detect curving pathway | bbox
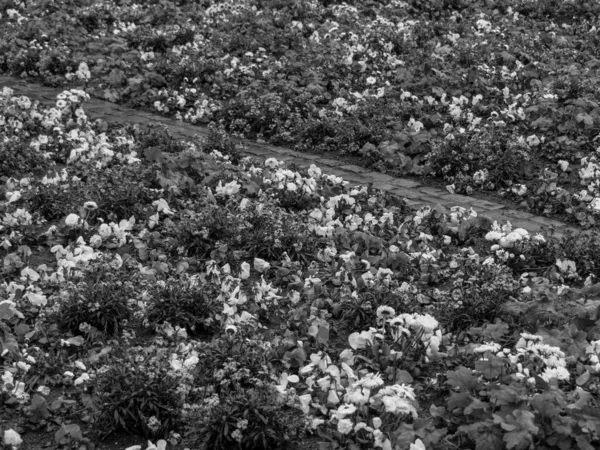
[0,74,583,239]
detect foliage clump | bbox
[54,264,138,336]
[425,128,532,195]
[145,280,220,337]
[4,2,600,449]
[92,345,189,439]
[433,257,523,334]
[186,332,307,450]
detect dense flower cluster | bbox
[2,32,600,449]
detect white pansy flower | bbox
[327,389,340,404]
[98,223,112,238]
[473,169,488,185]
[541,366,570,382]
[215,180,240,196]
[589,198,600,211]
[310,417,325,429]
[410,439,426,450]
[337,418,353,434]
[308,164,322,178]
[74,373,90,386]
[240,262,251,279]
[474,342,501,353]
[6,190,21,203]
[332,97,347,109]
[511,184,527,196]
[3,429,23,447]
[16,362,30,372]
[337,404,357,416]
[354,422,367,432]
[376,305,395,319]
[407,117,423,132]
[579,160,600,180]
[65,213,80,227]
[265,157,279,169]
[526,134,540,146]
[253,258,270,273]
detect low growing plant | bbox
[145,280,220,337]
[92,344,190,439]
[56,278,135,336]
[189,383,307,450]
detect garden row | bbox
[1,82,600,449]
[1,0,600,227]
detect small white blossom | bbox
[3,429,22,447]
[65,213,80,227]
[337,418,354,434]
[511,184,527,196]
[558,160,569,172]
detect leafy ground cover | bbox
[2,0,600,227]
[2,78,600,450]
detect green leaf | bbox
[64,424,83,441]
[316,325,329,345]
[464,397,489,415]
[458,422,503,450]
[500,51,516,63]
[144,146,164,161]
[395,370,413,384]
[531,393,561,418]
[475,355,505,380]
[490,385,523,406]
[576,371,591,386]
[568,388,592,409]
[31,394,50,423]
[243,179,261,195]
[127,74,146,89]
[0,329,19,356]
[482,321,509,341]
[446,366,481,391]
[575,433,596,450]
[535,375,550,391]
[103,89,121,102]
[283,347,306,368]
[55,425,68,444]
[53,423,83,444]
[504,430,534,450]
[0,302,16,321]
[576,113,594,127]
[14,323,30,340]
[447,391,472,412]
[106,68,126,87]
[494,410,539,450]
[429,404,445,417]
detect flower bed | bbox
[1,84,600,449]
[1,0,600,227]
